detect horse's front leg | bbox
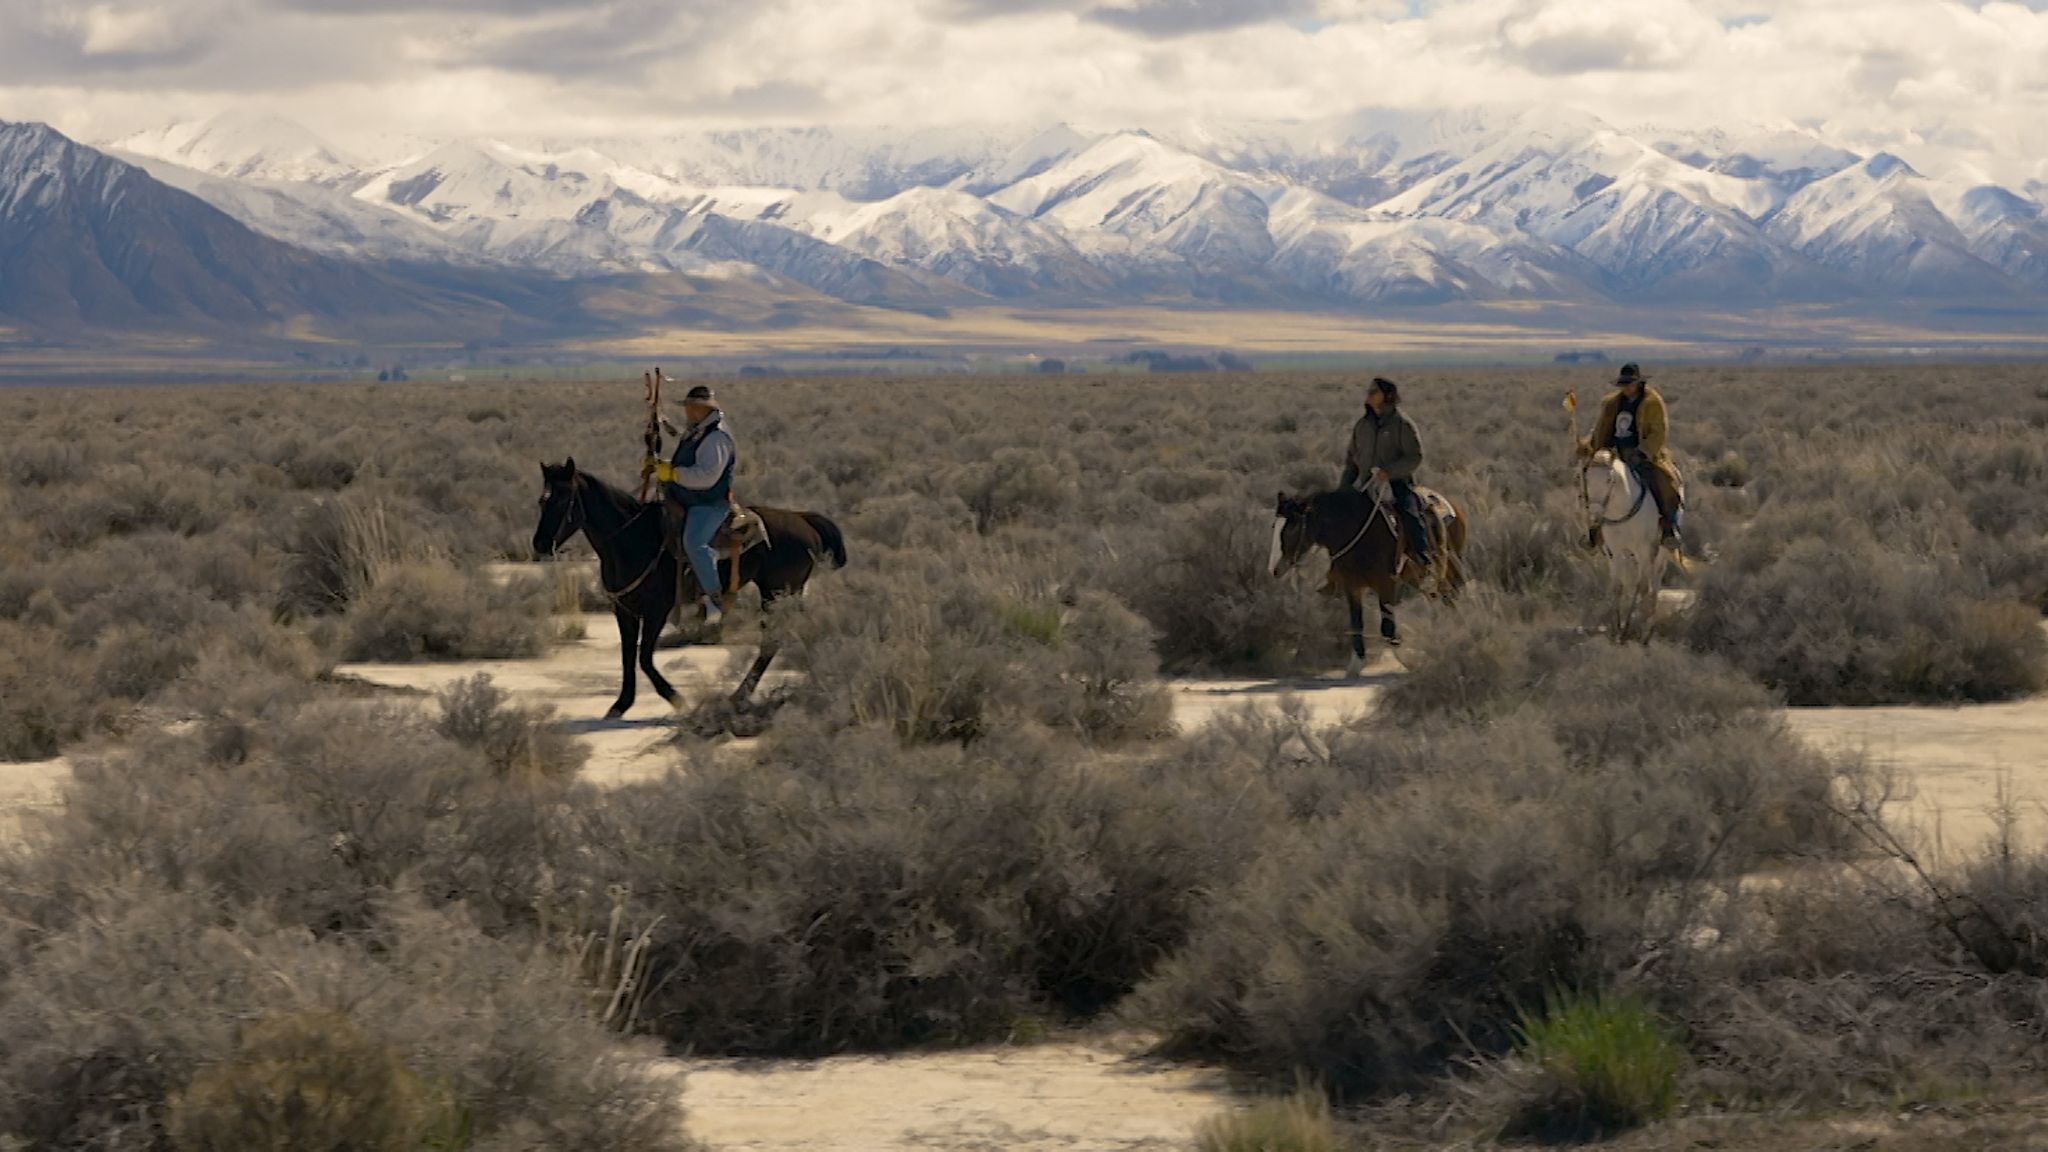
[1345,588,1367,678]
[607,609,638,719]
[639,609,679,709]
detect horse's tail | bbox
[804,512,848,569]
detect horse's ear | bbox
[564,456,577,476]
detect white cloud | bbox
[0,0,2041,185]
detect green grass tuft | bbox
[1505,990,1683,1141]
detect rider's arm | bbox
[667,430,733,489]
[1338,423,1362,489]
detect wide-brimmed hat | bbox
[1615,363,1648,385]
[682,384,720,407]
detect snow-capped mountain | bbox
[0,120,521,337]
[1766,154,2021,297]
[115,111,358,185]
[12,105,2041,340]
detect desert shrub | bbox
[1501,991,1683,1140]
[1705,450,1751,488]
[1464,495,1608,604]
[954,446,1074,534]
[1134,750,1648,1100]
[1194,1089,1337,1152]
[436,674,588,780]
[563,722,1244,1052]
[0,622,99,760]
[278,495,441,618]
[776,555,1168,745]
[1683,527,2047,704]
[1118,501,1342,675]
[0,890,695,1152]
[10,702,582,940]
[167,1009,465,1152]
[341,561,550,662]
[1673,863,2048,1109]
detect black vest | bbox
[1611,392,1645,452]
[670,415,735,507]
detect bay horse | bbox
[1272,485,1468,676]
[532,459,846,716]
[1578,449,1675,643]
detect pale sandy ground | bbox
[2,577,2044,1151]
[1788,698,2048,858]
[675,1038,1234,1152]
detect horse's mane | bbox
[573,468,646,516]
[1311,487,1374,517]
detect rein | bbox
[1326,499,1386,565]
[558,476,664,612]
[1583,460,1650,527]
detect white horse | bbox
[1579,450,1670,642]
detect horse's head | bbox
[533,458,583,558]
[1271,491,1314,577]
[1577,449,1627,545]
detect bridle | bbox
[1581,455,1649,529]
[541,474,663,609]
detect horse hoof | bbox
[605,706,628,720]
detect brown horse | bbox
[1272,486,1468,675]
[533,459,845,715]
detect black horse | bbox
[532,458,846,717]
[1272,486,1468,675]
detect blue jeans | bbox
[1390,479,1432,564]
[682,503,728,603]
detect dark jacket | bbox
[1341,405,1424,489]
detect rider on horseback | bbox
[1585,363,1683,549]
[656,384,738,626]
[1339,376,1432,576]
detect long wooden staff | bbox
[637,368,664,501]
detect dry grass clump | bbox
[1194,1088,1339,1152]
[340,561,552,662]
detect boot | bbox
[702,597,724,627]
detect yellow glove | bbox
[644,457,678,484]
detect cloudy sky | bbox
[2,0,2044,184]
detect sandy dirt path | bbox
[1788,696,2048,856]
[671,1038,1233,1152]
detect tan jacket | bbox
[1589,386,1669,463]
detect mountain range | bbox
[3,106,2045,350]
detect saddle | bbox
[1397,485,1458,589]
[716,503,771,553]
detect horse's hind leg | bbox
[733,584,790,702]
[606,610,638,719]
